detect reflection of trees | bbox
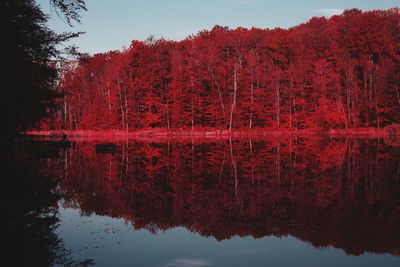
[3,142,69,266]
[3,141,94,266]
[51,138,400,256]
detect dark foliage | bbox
[0,0,85,137]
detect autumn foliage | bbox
[44,9,400,132]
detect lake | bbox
[4,136,400,266]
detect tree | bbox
[1,0,86,137]
[50,8,400,132]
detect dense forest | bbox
[39,137,400,255]
[43,8,400,132]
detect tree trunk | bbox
[211,73,225,125]
[124,86,128,131]
[229,138,238,199]
[117,80,125,130]
[276,80,281,128]
[249,70,254,129]
[229,63,240,131]
[190,76,195,131]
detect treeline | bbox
[45,8,400,131]
[43,138,400,255]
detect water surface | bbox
[6,136,400,266]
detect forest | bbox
[41,8,400,133]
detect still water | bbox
[5,136,400,266]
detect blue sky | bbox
[37,0,400,54]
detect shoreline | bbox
[20,128,400,147]
[24,127,398,139]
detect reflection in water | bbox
[3,140,69,266]
[3,140,97,266]
[162,258,213,267]
[36,137,400,259]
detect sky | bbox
[37,0,400,54]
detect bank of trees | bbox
[48,8,400,131]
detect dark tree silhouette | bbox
[1,0,86,137]
[50,0,86,25]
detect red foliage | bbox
[46,8,400,132]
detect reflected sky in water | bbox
[57,206,400,267]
